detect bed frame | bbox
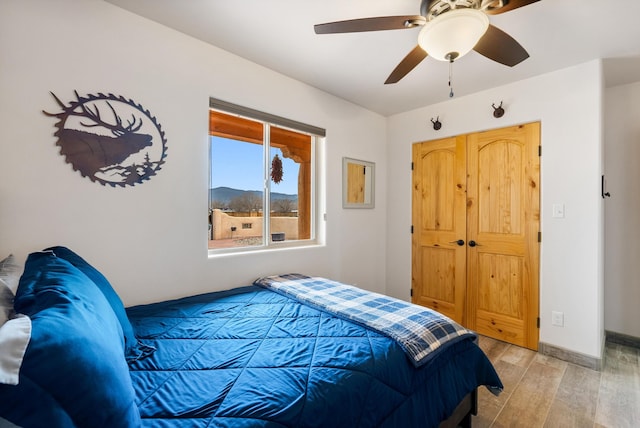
[439,388,477,428]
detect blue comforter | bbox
[127,285,502,427]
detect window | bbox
[208,99,324,252]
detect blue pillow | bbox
[44,246,154,362]
[0,251,141,428]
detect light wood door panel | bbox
[467,123,540,350]
[412,136,467,323]
[346,162,365,203]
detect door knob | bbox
[468,240,478,247]
[449,239,465,246]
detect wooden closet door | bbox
[412,136,467,323]
[466,123,540,350]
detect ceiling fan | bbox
[314,0,540,84]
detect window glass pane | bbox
[209,133,265,250]
[269,126,311,243]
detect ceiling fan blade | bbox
[385,45,428,84]
[485,0,540,15]
[473,24,529,67]
[314,15,425,34]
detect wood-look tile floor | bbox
[474,336,640,428]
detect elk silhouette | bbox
[44,92,153,179]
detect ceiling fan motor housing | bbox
[421,0,487,19]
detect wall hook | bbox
[431,116,442,130]
[492,101,505,118]
[602,175,611,198]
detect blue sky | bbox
[210,136,299,195]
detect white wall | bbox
[0,0,611,359]
[604,81,640,338]
[0,0,388,305]
[386,61,605,359]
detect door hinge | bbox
[538,145,542,156]
[411,162,414,170]
[410,225,414,234]
[537,317,540,328]
[538,231,541,242]
[410,288,413,297]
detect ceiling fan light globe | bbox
[418,8,490,62]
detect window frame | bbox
[208,98,324,255]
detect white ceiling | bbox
[103,0,640,116]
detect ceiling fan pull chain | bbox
[448,58,454,98]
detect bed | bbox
[0,248,502,428]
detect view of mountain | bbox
[210,187,297,204]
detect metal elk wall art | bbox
[43,91,167,187]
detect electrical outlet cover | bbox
[551,311,564,326]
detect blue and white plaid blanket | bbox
[254,274,475,367]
